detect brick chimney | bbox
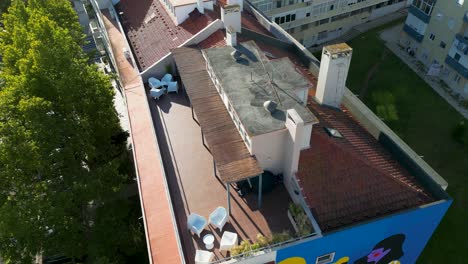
[316,43,353,108]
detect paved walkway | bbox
[380,23,468,119]
[308,9,407,53]
[102,9,183,264]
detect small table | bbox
[203,234,215,250]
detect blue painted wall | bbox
[276,200,452,264]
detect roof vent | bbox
[324,127,344,138]
[230,50,242,61]
[263,100,277,114]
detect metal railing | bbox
[210,232,319,264]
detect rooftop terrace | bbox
[150,90,295,263]
[203,41,316,136]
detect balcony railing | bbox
[408,5,431,23]
[403,24,424,43]
[445,55,468,79]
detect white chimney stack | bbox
[316,43,353,108]
[221,4,241,33]
[226,26,237,46]
[197,0,204,14]
[227,0,243,10]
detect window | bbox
[276,1,282,8]
[455,53,461,61]
[440,41,446,48]
[280,16,285,24]
[317,30,328,40]
[324,128,344,138]
[275,17,280,24]
[306,12,310,17]
[316,252,335,264]
[289,0,294,5]
[330,4,334,10]
[301,24,309,31]
[292,14,296,21]
[286,14,291,22]
[429,33,435,40]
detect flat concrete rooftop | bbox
[202,41,317,136]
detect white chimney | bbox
[316,43,352,108]
[227,0,243,10]
[197,0,204,14]
[221,4,241,33]
[226,26,237,46]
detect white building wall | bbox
[175,4,198,25]
[448,42,468,69]
[250,129,288,175]
[369,1,406,19]
[406,13,428,36]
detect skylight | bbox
[324,127,344,138]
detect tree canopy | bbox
[0,1,143,263]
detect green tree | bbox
[0,1,143,263]
[0,0,11,15]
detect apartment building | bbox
[401,0,468,97]
[86,0,451,263]
[250,0,409,47]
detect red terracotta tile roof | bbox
[297,100,434,232]
[117,0,216,70]
[197,29,226,49]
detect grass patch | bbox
[341,22,468,263]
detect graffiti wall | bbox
[276,200,451,264]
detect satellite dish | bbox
[263,100,277,114]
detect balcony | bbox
[403,24,424,43]
[445,55,468,79]
[408,5,431,23]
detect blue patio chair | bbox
[161,73,173,84]
[150,87,166,100]
[167,81,179,94]
[149,77,163,89]
[187,213,207,237]
[209,207,228,231]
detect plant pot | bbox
[287,209,299,234]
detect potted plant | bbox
[288,203,313,237]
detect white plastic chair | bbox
[187,213,207,237]
[150,87,166,100]
[220,231,238,252]
[167,81,179,93]
[209,206,228,231]
[149,77,164,89]
[161,73,173,84]
[195,250,214,264]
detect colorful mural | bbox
[276,200,451,264]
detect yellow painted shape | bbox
[334,256,350,264]
[279,257,307,264]
[389,261,401,264]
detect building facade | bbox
[250,0,409,47]
[401,0,468,96]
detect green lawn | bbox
[317,22,468,263]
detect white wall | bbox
[231,250,277,264]
[448,41,468,69]
[369,1,407,20]
[251,129,288,175]
[174,1,214,25]
[301,123,312,150]
[405,13,428,36]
